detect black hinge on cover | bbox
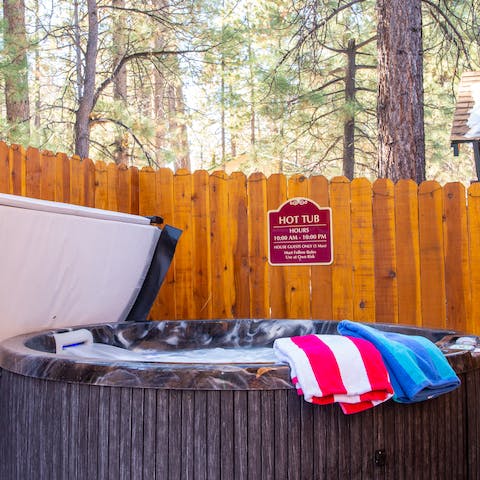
[146,215,164,224]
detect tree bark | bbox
[74,0,98,159]
[3,0,30,136]
[377,0,425,183]
[112,0,128,164]
[343,39,356,180]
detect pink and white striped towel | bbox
[273,334,394,414]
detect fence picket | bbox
[351,178,375,322]
[330,176,353,320]
[40,151,56,201]
[444,182,471,332]
[373,178,398,323]
[25,147,41,199]
[94,161,109,210]
[309,175,332,320]
[192,170,212,319]
[173,169,195,320]
[395,180,421,326]
[0,142,9,193]
[286,174,311,319]
[229,172,250,318]
[247,172,269,318]
[9,144,25,196]
[267,173,288,318]
[153,168,177,320]
[418,181,446,328]
[55,152,70,203]
[468,183,480,333]
[210,171,234,318]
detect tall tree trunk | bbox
[33,0,41,129]
[220,58,226,164]
[377,0,425,183]
[112,0,128,164]
[74,0,98,159]
[168,80,190,170]
[3,0,30,137]
[343,39,356,180]
[175,84,190,169]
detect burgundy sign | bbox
[268,197,333,266]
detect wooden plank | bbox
[247,172,269,318]
[138,167,156,216]
[153,168,177,320]
[142,389,157,479]
[350,178,375,322]
[267,173,288,318]
[117,163,133,213]
[130,166,139,215]
[206,392,221,480]
[55,152,70,203]
[210,171,234,318]
[119,389,132,480]
[193,390,208,480]
[274,391,289,479]
[372,178,398,323]
[97,387,110,479]
[9,143,26,195]
[25,146,41,199]
[131,389,145,479]
[173,169,195,319]
[192,170,212,319]
[468,183,480,333]
[233,391,248,479]
[0,141,9,193]
[107,163,119,212]
[418,181,446,328]
[40,150,56,201]
[69,155,84,206]
[86,386,100,480]
[229,172,250,317]
[395,180,421,326]
[94,160,109,210]
[444,182,471,332]
[329,176,353,320]
[286,174,311,318]
[247,391,262,479]
[309,175,332,319]
[155,390,170,479]
[83,157,95,208]
[286,390,302,480]
[261,391,275,479]
[220,391,234,480]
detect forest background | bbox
[1,0,479,184]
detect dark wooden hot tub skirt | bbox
[0,369,478,480]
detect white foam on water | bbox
[62,342,277,364]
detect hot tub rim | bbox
[0,319,477,390]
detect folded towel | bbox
[273,334,394,414]
[337,320,460,403]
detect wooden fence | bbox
[0,142,478,333]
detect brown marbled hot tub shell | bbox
[0,319,478,480]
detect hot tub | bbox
[0,319,478,480]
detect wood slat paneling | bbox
[0,369,475,479]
